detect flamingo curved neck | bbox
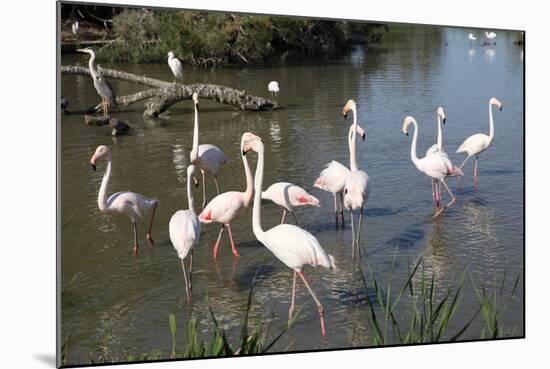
[349,104,358,172]
[436,115,443,151]
[488,102,495,143]
[409,120,420,167]
[98,159,112,212]
[190,102,199,161]
[252,146,266,243]
[242,154,254,208]
[187,171,196,214]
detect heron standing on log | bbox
[77,48,117,117]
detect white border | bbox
[2,0,547,368]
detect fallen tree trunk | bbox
[61,65,281,117]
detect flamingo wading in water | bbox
[90,145,159,256]
[402,116,463,217]
[189,92,229,209]
[314,124,366,227]
[262,182,320,226]
[426,107,447,208]
[245,132,336,337]
[342,100,369,254]
[169,164,201,303]
[198,132,255,258]
[456,97,503,187]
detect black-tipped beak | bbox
[343,113,348,120]
[500,106,502,111]
[242,150,247,156]
[362,133,366,141]
[443,117,446,125]
[196,103,200,112]
[91,163,96,171]
[405,132,409,137]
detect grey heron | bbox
[77,48,117,117]
[167,51,184,82]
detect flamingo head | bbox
[192,92,199,108]
[90,145,111,171]
[356,125,366,141]
[490,97,503,111]
[342,99,357,119]
[187,164,199,188]
[402,116,416,136]
[241,132,263,155]
[437,107,446,124]
[76,47,95,57]
[167,51,175,59]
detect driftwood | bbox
[61,65,281,118]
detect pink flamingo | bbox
[189,92,229,208]
[456,97,503,187]
[313,124,365,227]
[90,145,159,256]
[342,100,369,254]
[402,116,463,217]
[169,164,201,303]
[198,132,254,258]
[245,132,336,337]
[426,107,447,208]
[261,182,320,226]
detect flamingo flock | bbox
[88,80,503,335]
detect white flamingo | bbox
[402,117,463,217]
[268,81,279,97]
[167,51,184,82]
[426,107,447,208]
[342,100,369,253]
[189,92,229,209]
[90,145,159,256]
[313,124,366,227]
[456,97,503,186]
[198,132,254,258]
[245,132,336,337]
[169,164,201,303]
[485,31,497,40]
[262,182,320,226]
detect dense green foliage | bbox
[97,9,387,64]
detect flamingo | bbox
[169,164,201,303]
[313,124,366,227]
[261,182,320,226]
[167,51,184,82]
[485,31,497,40]
[198,132,254,258]
[426,107,447,208]
[468,33,477,41]
[245,132,336,337]
[90,145,159,256]
[402,116,463,217]
[268,81,279,97]
[456,97,503,187]
[189,92,229,209]
[342,100,369,253]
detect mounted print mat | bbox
[57,1,525,367]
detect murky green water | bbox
[60,25,524,364]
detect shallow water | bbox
[60,25,524,364]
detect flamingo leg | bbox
[474,156,479,188]
[226,224,240,257]
[281,209,287,224]
[339,192,345,227]
[459,155,470,170]
[132,221,139,257]
[201,170,207,209]
[297,271,326,337]
[333,194,338,227]
[213,225,224,258]
[180,258,191,304]
[350,211,355,257]
[291,211,301,227]
[214,175,221,195]
[433,179,457,218]
[356,206,364,255]
[288,271,297,324]
[146,202,157,247]
[189,250,193,299]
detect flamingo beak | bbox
[91,163,96,171]
[443,117,446,125]
[343,112,348,120]
[362,133,366,141]
[405,132,409,137]
[500,106,503,111]
[196,103,200,111]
